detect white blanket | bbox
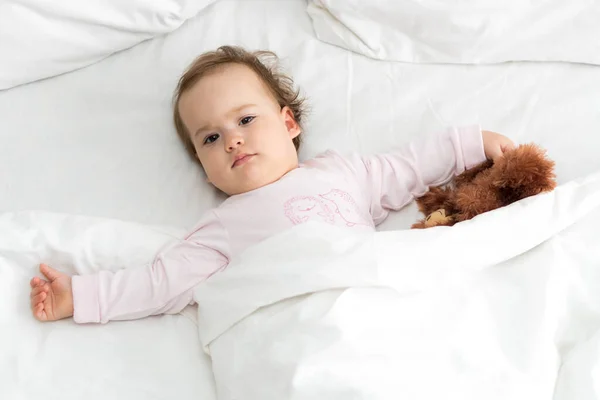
[0,212,216,400]
[194,170,600,400]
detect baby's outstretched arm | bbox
[321,124,514,225]
[29,212,228,325]
[30,263,74,322]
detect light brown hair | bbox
[172,45,306,162]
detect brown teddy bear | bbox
[412,143,557,229]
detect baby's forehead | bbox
[207,63,270,93]
[186,63,276,106]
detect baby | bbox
[29,46,515,323]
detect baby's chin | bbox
[216,162,296,195]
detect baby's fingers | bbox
[30,286,43,299]
[33,292,46,304]
[488,146,504,161]
[31,291,47,308]
[30,283,49,299]
[30,276,48,288]
[502,143,516,153]
[30,277,40,288]
[34,304,48,321]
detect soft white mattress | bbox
[1,1,600,399]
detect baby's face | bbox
[178,63,301,196]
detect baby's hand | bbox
[482,130,516,161]
[30,263,74,322]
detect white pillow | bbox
[0,0,216,90]
[307,0,600,64]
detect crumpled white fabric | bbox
[0,211,217,400]
[0,0,216,90]
[195,170,600,400]
[307,0,600,64]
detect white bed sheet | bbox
[1,0,600,399]
[1,0,599,230]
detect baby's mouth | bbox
[232,153,256,168]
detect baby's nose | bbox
[227,140,242,150]
[226,135,244,150]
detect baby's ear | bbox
[281,106,301,139]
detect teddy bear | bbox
[411,143,557,229]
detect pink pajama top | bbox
[72,125,486,324]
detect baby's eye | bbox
[239,116,255,125]
[204,133,219,144]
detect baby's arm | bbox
[71,238,227,323]
[326,125,513,224]
[30,212,228,324]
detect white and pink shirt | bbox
[72,125,486,324]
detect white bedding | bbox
[1,0,600,229]
[195,171,600,399]
[1,0,600,399]
[0,212,215,399]
[307,0,600,64]
[0,0,217,90]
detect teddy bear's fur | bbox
[411,143,557,229]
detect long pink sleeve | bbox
[71,211,229,324]
[329,125,486,225]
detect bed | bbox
[1,1,599,399]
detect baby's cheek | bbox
[203,165,227,187]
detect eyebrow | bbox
[193,103,257,137]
